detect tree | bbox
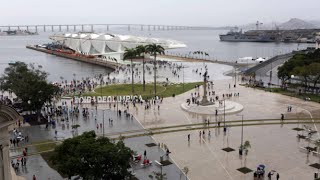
[135,45,147,92]
[0,62,58,121]
[307,63,320,89]
[292,66,310,92]
[123,48,137,93]
[146,44,165,95]
[277,66,290,88]
[50,131,133,179]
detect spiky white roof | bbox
[50,33,186,55]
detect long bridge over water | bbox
[0,24,217,32]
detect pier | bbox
[26,45,120,70]
[26,45,248,70]
[159,54,251,67]
[1,24,217,33]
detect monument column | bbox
[200,69,213,106]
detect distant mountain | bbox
[278,18,318,30]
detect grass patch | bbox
[34,140,57,152]
[83,82,201,99]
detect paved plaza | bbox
[8,60,320,180]
[122,76,320,179]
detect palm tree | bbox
[135,45,147,91]
[146,44,165,95]
[123,48,137,93]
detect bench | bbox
[154,160,162,166]
[299,146,319,155]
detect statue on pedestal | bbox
[200,69,213,106]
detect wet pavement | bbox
[7,60,320,180]
[122,76,320,180]
[9,107,186,180]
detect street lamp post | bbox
[116,92,119,117]
[100,79,103,96]
[234,67,237,88]
[103,110,105,137]
[224,99,226,128]
[182,64,186,91]
[237,114,244,155]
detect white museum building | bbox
[49,33,186,64]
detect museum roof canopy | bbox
[50,33,187,55]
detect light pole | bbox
[116,92,119,117]
[100,79,103,96]
[234,67,237,88]
[290,75,295,93]
[182,64,185,91]
[237,114,244,155]
[269,63,273,87]
[223,99,226,127]
[103,110,105,137]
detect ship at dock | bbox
[219,28,277,42]
[0,29,38,36]
[219,22,320,43]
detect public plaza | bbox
[1,57,319,180]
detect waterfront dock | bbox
[26,45,249,69]
[26,45,120,70]
[159,54,252,67]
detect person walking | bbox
[188,134,190,142]
[281,114,284,122]
[276,173,280,180]
[144,150,147,159]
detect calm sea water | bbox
[0,29,314,82]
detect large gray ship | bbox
[0,29,38,36]
[219,29,277,42]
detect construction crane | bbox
[256,21,263,30]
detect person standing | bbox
[144,150,147,159]
[276,173,280,180]
[187,134,190,142]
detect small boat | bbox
[8,61,16,65]
[255,57,267,63]
[236,57,268,64]
[236,57,256,64]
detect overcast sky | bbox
[1,0,320,26]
